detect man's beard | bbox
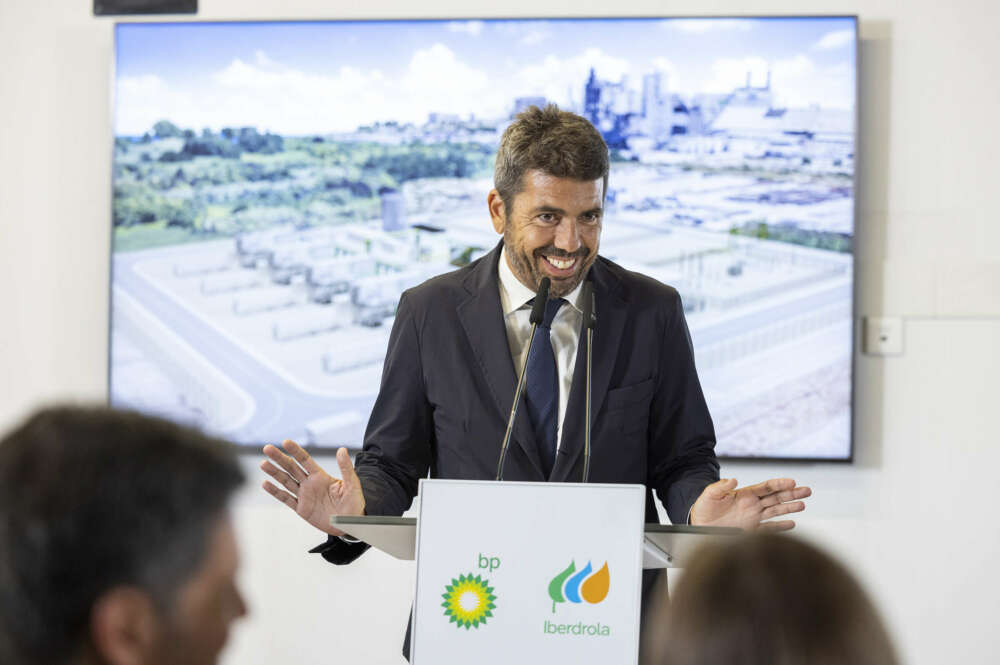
[503,227,592,299]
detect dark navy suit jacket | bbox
[310,242,719,652]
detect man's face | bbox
[489,170,603,298]
[149,517,247,665]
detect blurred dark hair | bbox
[0,406,245,665]
[494,104,609,213]
[646,534,899,665]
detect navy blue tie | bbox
[524,297,564,478]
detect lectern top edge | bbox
[330,515,740,535]
[331,516,415,527]
[645,523,741,535]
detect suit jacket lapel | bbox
[552,260,626,482]
[456,243,546,479]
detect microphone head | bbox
[529,277,551,325]
[581,281,596,330]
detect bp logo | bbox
[441,573,497,629]
[547,560,610,613]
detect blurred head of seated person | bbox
[0,406,247,665]
[650,534,898,665]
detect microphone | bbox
[529,278,549,325]
[496,277,551,480]
[581,280,596,330]
[580,281,596,483]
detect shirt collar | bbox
[498,246,585,316]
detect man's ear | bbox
[487,189,506,234]
[90,587,160,665]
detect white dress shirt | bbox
[497,248,585,449]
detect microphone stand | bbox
[581,281,596,483]
[496,277,551,481]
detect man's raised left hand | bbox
[689,478,811,531]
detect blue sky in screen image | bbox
[115,17,856,136]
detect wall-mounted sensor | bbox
[862,317,904,356]
[94,0,196,15]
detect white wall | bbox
[2,1,998,664]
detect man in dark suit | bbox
[260,105,810,651]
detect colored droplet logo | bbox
[548,560,576,613]
[581,562,610,603]
[547,560,610,612]
[442,573,497,629]
[565,561,593,603]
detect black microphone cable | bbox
[580,281,596,483]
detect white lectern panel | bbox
[411,479,645,665]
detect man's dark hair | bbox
[494,104,610,214]
[0,406,245,665]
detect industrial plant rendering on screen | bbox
[110,17,857,459]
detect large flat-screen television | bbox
[110,16,857,460]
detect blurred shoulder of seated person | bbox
[647,533,899,665]
[0,406,247,665]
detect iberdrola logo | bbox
[548,560,610,613]
[441,573,497,629]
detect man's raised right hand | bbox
[260,440,366,537]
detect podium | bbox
[331,479,739,664]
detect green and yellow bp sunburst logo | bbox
[441,573,497,629]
